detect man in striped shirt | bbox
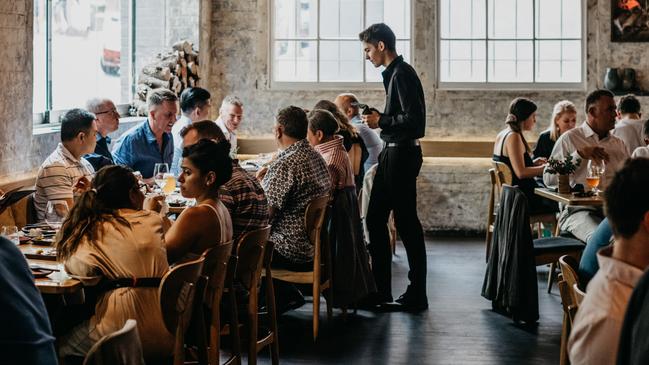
[34,109,97,221]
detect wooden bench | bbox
[0,173,37,228]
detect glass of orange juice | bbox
[162,173,177,194]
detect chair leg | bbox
[265,273,280,365]
[547,262,557,293]
[209,298,221,365]
[228,288,242,365]
[313,280,320,341]
[248,288,258,365]
[560,312,570,365]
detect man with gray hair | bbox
[112,88,178,178]
[215,95,243,156]
[83,97,120,171]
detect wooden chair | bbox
[573,283,586,305]
[557,255,581,365]
[159,257,205,365]
[270,195,332,340]
[188,242,233,365]
[231,225,278,365]
[83,319,145,365]
[348,143,362,177]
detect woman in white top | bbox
[152,139,234,264]
[56,165,173,363]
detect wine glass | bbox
[1,226,19,245]
[45,200,69,229]
[586,160,606,195]
[162,173,177,194]
[153,163,169,192]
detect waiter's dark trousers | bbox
[367,145,426,298]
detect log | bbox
[170,75,182,94]
[158,53,179,70]
[187,62,199,78]
[188,78,195,87]
[136,84,152,101]
[174,63,181,77]
[138,74,167,89]
[141,64,172,81]
[172,40,193,54]
[130,99,147,116]
[186,51,198,64]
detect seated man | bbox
[259,106,331,312]
[631,119,649,158]
[34,109,97,221]
[569,158,649,365]
[84,97,120,171]
[180,120,269,244]
[334,93,383,173]
[214,95,244,157]
[112,88,178,179]
[0,236,58,364]
[170,87,212,175]
[544,89,629,243]
[612,94,643,155]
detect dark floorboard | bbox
[246,237,562,365]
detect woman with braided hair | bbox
[492,97,558,214]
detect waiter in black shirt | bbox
[359,23,427,311]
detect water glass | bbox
[1,226,19,245]
[153,163,170,191]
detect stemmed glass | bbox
[153,163,170,192]
[45,200,69,230]
[586,160,606,195]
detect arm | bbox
[38,164,76,214]
[163,207,208,263]
[261,163,294,220]
[378,72,425,133]
[506,134,545,179]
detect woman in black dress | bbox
[533,100,577,159]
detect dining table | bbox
[534,187,604,207]
[20,243,82,294]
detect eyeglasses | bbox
[95,108,119,116]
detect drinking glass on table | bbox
[162,173,177,194]
[45,200,69,229]
[1,226,19,245]
[153,163,170,191]
[586,160,605,195]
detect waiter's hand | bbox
[362,110,381,129]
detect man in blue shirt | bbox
[112,88,178,179]
[0,236,58,364]
[84,98,120,171]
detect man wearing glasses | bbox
[84,98,120,171]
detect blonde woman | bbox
[533,100,577,159]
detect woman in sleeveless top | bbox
[153,139,234,264]
[492,97,558,214]
[533,100,578,160]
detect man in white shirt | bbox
[170,87,212,175]
[34,109,97,221]
[215,95,243,157]
[544,89,629,242]
[568,158,649,365]
[612,94,644,155]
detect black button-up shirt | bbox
[378,55,426,143]
[83,135,114,171]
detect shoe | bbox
[395,290,428,312]
[356,292,393,310]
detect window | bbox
[439,0,583,88]
[271,0,411,86]
[33,0,198,123]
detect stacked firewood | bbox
[129,40,200,116]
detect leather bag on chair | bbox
[481,185,539,323]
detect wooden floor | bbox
[251,237,563,365]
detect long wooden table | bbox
[20,244,82,294]
[534,188,604,206]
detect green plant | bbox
[546,155,581,175]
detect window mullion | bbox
[46,0,53,115]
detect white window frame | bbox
[269,0,413,90]
[436,0,587,91]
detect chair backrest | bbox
[492,161,513,187]
[348,143,362,176]
[201,242,233,310]
[559,255,581,297]
[235,225,271,290]
[159,257,205,335]
[573,283,586,305]
[83,319,145,365]
[305,195,331,270]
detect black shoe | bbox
[395,291,428,312]
[356,292,393,310]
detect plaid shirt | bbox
[261,139,331,263]
[220,161,269,244]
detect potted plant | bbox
[546,155,581,194]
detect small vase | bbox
[604,68,621,91]
[558,174,571,194]
[622,68,636,90]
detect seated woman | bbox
[306,109,376,307]
[533,100,577,159]
[55,165,173,363]
[493,98,558,214]
[159,139,234,264]
[313,99,369,188]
